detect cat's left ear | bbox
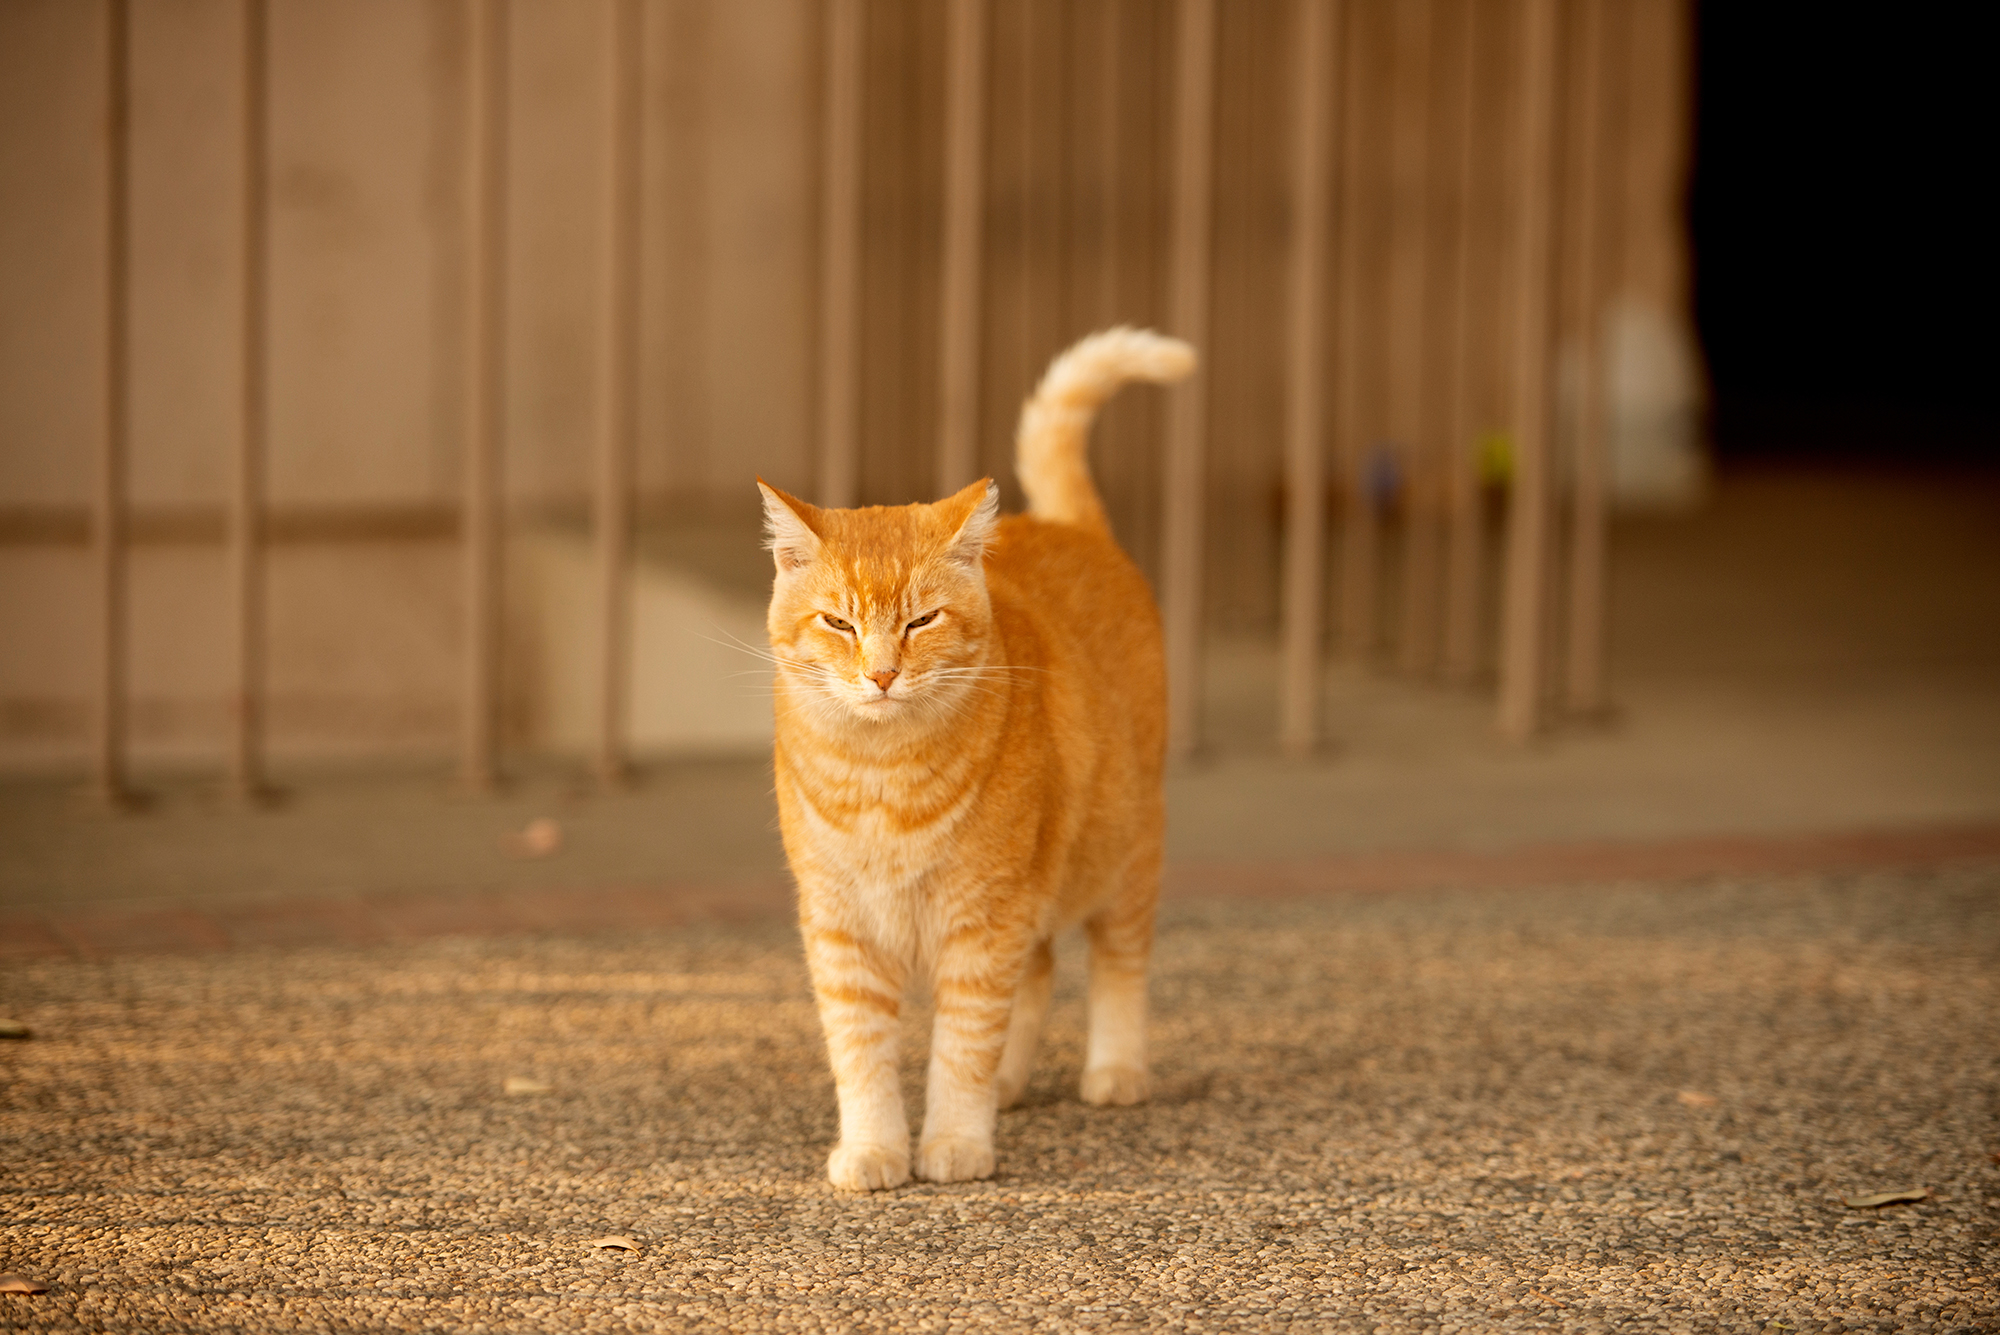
[942,478,1000,570]
[758,480,823,573]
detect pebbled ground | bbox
[3,867,1997,1333]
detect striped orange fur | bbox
[760,328,1195,1190]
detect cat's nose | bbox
[867,668,899,693]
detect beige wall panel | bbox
[1091,0,1170,592]
[0,1,109,507]
[265,0,454,507]
[637,0,815,505]
[1204,0,1289,633]
[0,550,98,704]
[505,0,603,507]
[127,0,241,508]
[266,542,459,720]
[858,0,943,507]
[692,0,816,501]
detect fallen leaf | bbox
[1677,1090,1718,1107]
[501,817,563,859]
[1528,1289,1565,1308]
[589,1235,642,1251]
[0,1275,48,1295]
[1842,1187,1928,1208]
[503,1076,553,1096]
[0,1020,29,1040]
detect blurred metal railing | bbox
[83,0,1635,800]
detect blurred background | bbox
[1,0,1994,923]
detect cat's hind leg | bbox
[804,922,912,1190]
[994,938,1055,1109]
[1080,862,1158,1106]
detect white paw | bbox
[916,1135,995,1183]
[1080,1064,1149,1106]
[827,1141,910,1191]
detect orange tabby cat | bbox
[759,328,1195,1190]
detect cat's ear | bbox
[758,480,823,573]
[941,478,1000,570]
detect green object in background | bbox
[1477,431,1515,485]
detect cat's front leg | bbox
[917,928,1027,1182]
[803,921,910,1190]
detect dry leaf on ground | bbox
[589,1236,643,1251]
[501,818,563,859]
[1842,1187,1928,1208]
[0,1275,49,1295]
[1677,1089,1718,1107]
[503,1076,553,1096]
[0,1020,29,1040]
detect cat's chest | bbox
[782,754,979,887]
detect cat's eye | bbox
[821,613,854,633]
[905,611,940,633]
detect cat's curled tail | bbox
[1016,327,1196,533]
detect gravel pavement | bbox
[3,868,1997,1333]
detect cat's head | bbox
[758,478,1000,726]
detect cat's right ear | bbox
[758,480,823,574]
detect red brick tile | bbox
[1163,822,2000,900]
[0,917,79,961]
[217,900,392,950]
[48,908,233,958]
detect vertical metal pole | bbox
[96,0,132,806]
[937,0,987,496]
[1278,0,1338,758]
[1331,1,1375,661]
[594,0,640,788]
[1564,0,1619,719]
[231,0,270,802]
[1496,0,1561,741]
[1163,0,1215,761]
[1393,0,1439,677]
[818,0,863,510]
[461,0,507,791]
[1440,0,1484,685]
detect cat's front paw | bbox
[916,1135,995,1183]
[827,1141,911,1191]
[1080,1064,1149,1106]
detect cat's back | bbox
[985,513,1165,738]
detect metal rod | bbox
[1331,0,1376,661]
[936,0,987,497]
[817,0,864,510]
[1392,0,1439,677]
[1162,0,1215,761]
[1278,0,1339,758]
[1439,0,1485,685]
[594,0,640,789]
[96,0,132,806]
[231,0,270,802]
[1496,0,1561,742]
[460,0,507,792]
[1563,0,1619,719]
